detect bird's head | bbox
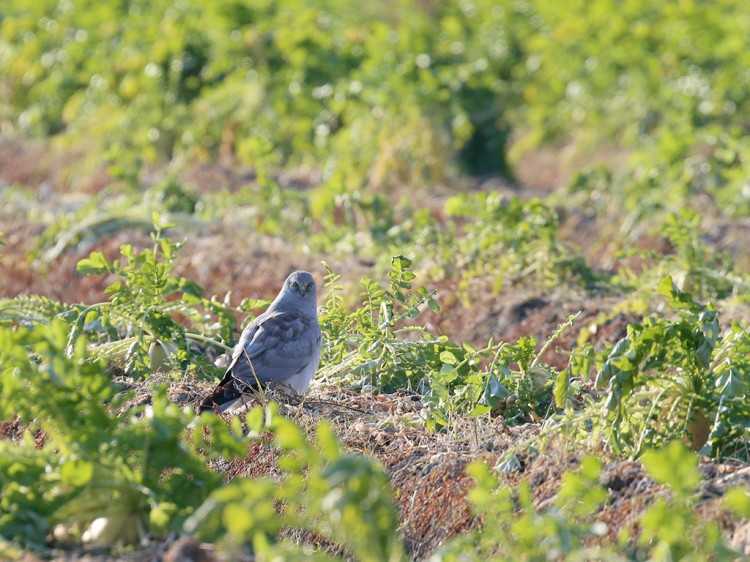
[285,270,317,299]
[269,271,319,314]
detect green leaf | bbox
[642,441,700,495]
[273,418,309,453]
[724,488,750,517]
[658,275,700,310]
[639,498,689,550]
[496,453,522,474]
[223,502,254,538]
[440,350,459,365]
[149,502,178,534]
[555,456,606,516]
[76,252,111,275]
[84,309,100,324]
[436,364,459,384]
[60,457,95,487]
[315,421,341,462]
[715,368,745,398]
[484,376,509,408]
[553,369,571,408]
[391,255,412,271]
[245,405,265,434]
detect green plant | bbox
[436,443,745,561]
[657,209,745,301]
[70,215,236,377]
[0,319,245,550]
[4,0,750,557]
[318,258,581,432]
[0,0,523,195]
[0,295,69,327]
[2,215,240,381]
[483,314,580,425]
[0,315,406,558]
[443,194,606,298]
[432,455,612,560]
[586,276,750,458]
[636,441,739,560]
[186,403,405,561]
[318,256,444,393]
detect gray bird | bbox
[200,271,322,413]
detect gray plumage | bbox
[200,271,322,413]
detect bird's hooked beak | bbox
[299,281,312,296]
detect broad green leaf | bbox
[724,488,750,517]
[496,453,522,474]
[642,441,700,495]
[273,418,309,453]
[484,376,509,408]
[553,369,571,408]
[60,458,94,487]
[76,252,111,275]
[316,421,341,461]
[439,350,458,365]
[658,275,700,311]
[223,502,254,539]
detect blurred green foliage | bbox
[3,0,750,216]
[0,0,519,185]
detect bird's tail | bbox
[198,374,261,413]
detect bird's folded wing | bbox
[226,310,321,386]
